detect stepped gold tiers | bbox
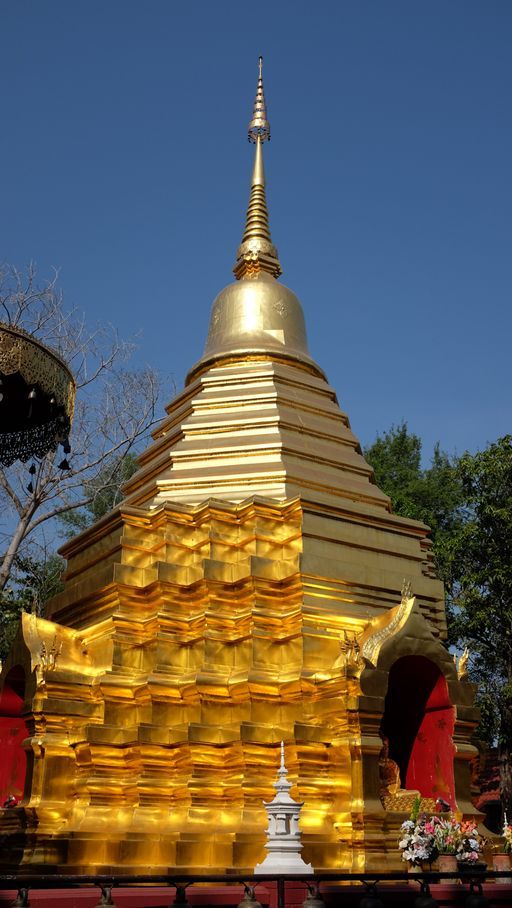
[0,58,481,877]
[124,342,394,513]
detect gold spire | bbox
[233,57,282,281]
[248,55,270,142]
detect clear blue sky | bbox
[2,1,510,459]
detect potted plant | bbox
[503,814,512,856]
[398,797,439,870]
[456,819,485,871]
[433,815,461,873]
[492,815,512,881]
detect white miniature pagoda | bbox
[255,742,313,875]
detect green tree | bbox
[0,589,26,661]
[449,436,512,818]
[364,422,464,584]
[0,553,64,661]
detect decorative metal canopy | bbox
[0,322,75,466]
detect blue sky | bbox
[2,1,510,460]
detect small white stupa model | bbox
[254,741,313,874]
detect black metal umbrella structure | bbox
[0,323,75,466]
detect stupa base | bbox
[255,855,313,875]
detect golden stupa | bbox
[0,59,480,874]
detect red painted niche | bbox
[0,665,28,805]
[381,655,456,809]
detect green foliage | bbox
[364,422,464,584]
[0,589,26,663]
[0,554,65,661]
[448,436,512,811]
[410,793,422,823]
[364,422,423,516]
[451,436,512,634]
[59,452,139,535]
[14,554,66,607]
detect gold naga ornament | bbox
[0,59,481,875]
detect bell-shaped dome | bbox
[187,271,322,382]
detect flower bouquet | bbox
[456,819,483,865]
[433,815,461,856]
[493,815,512,879]
[398,798,440,867]
[430,814,462,872]
[398,798,484,872]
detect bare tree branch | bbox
[0,468,24,516]
[0,263,164,590]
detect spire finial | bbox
[248,55,270,143]
[233,57,282,281]
[280,740,285,770]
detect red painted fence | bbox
[1,872,512,908]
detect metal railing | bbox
[1,869,511,908]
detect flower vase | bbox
[406,862,423,886]
[492,852,512,884]
[407,860,431,883]
[407,862,421,874]
[438,854,458,876]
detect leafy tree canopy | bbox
[449,436,512,813]
[0,553,64,661]
[364,422,465,584]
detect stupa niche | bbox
[0,59,480,875]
